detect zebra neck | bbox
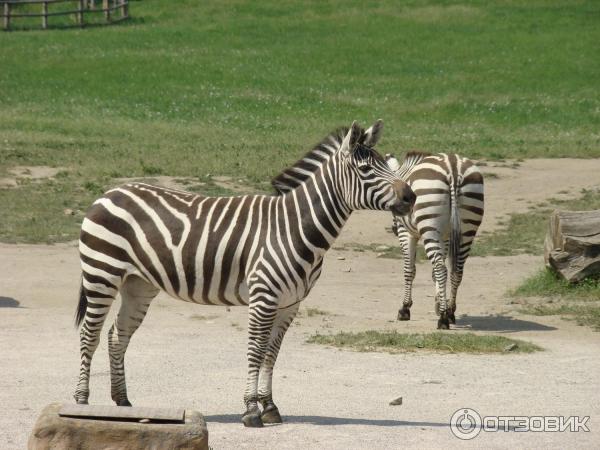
[281,162,351,255]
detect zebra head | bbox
[339,121,415,216]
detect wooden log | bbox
[544,209,600,283]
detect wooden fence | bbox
[2,0,129,30]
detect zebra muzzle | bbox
[390,182,415,216]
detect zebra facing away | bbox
[73,120,416,428]
[385,152,484,329]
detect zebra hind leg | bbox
[429,253,450,330]
[423,236,450,329]
[108,276,158,407]
[258,303,300,424]
[396,226,417,321]
[449,243,470,324]
[74,280,119,405]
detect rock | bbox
[337,256,346,260]
[28,403,208,450]
[544,209,600,282]
[63,208,74,216]
[375,245,390,252]
[504,343,518,352]
[389,397,403,406]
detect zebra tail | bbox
[449,182,461,274]
[75,280,87,328]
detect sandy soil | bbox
[1,159,600,449]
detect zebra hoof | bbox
[74,398,88,405]
[448,312,456,324]
[437,315,450,330]
[261,404,282,424]
[116,399,132,407]
[397,308,411,321]
[242,411,264,428]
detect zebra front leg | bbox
[396,227,417,321]
[242,295,278,428]
[108,276,158,406]
[74,285,116,405]
[258,302,300,424]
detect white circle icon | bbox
[450,408,482,440]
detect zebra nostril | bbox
[403,192,415,204]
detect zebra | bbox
[384,152,484,329]
[73,120,416,428]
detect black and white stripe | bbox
[73,121,415,427]
[386,152,484,329]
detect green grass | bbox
[307,330,542,354]
[519,304,600,331]
[1,1,599,243]
[512,268,600,331]
[304,307,333,317]
[336,242,427,261]
[472,188,600,256]
[512,268,600,300]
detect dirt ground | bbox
[1,159,600,449]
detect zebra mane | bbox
[401,151,431,169]
[386,150,431,178]
[271,125,366,194]
[398,151,431,172]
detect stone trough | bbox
[28,403,208,450]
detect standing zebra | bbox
[73,121,416,428]
[385,152,484,329]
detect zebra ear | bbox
[340,121,361,155]
[363,119,384,147]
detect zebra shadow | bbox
[455,314,556,332]
[0,297,22,308]
[204,414,448,427]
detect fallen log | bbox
[544,209,600,283]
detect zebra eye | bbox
[357,163,371,173]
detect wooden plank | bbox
[3,2,10,30]
[9,9,85,18]
[0,0,73,4]
[59,404,185,423]
[41,1,47,29]
[77,0,83,25]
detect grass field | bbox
[307,330,542,354]
[512,268,600,330]
[1,0,599,243]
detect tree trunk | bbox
[544,209,600,283]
